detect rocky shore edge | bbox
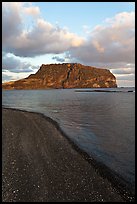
[2,107,135,202]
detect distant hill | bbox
[2,63,117,89]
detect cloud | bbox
[52,56,65,62]
[82,25,91,34]
[23,6,40,16]
[2,52,38,82]
[2,2,84,57]
[113,70,135,87]
[2,70,33,82]
[111,67,135,75]
[2,52,38,73]
[116,79,135,87]
[115,74,135,81]
[92,40,105,53]
[2,72,16,82]
[2,3,135,86]
[2,2,23,46]
[67,11,135,87]
[68,12,135,66]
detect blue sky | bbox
[2,2,135,86]
[33,2,134,33]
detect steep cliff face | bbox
[2,63,117,89]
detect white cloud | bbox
[66,11,135,87]
[115,73,135,81]
[69,11,135,66]
[92,40,105,53]
[2,70,34,82]
[2,52,38,73]
[2,3,135,86]
[116,79,135,87]
[82,25,91,34]
[2,2,84,57]
[111,67,135,75]
[23,6,40,16]
[52,56,65,62]
[2,2,23,45]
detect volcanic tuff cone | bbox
[2,63,117,89]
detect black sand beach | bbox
[2,108,134,202]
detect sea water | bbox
[2,87,135,190]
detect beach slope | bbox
[2,108,128,202]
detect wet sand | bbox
[2,108,134,202]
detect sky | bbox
[2,2,135,87]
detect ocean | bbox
[2,87,135,191]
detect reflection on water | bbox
[2,87,135,189]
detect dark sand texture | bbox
[2,108,134,202]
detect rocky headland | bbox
[2,63,117,89]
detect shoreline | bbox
[2,107,135,202]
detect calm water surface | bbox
[2,88,135,189]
